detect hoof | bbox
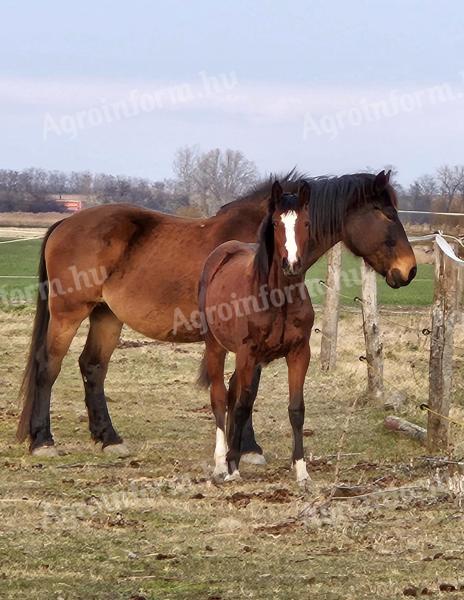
[241,452,266,465]
[103,443,131,457]
[31,445,59,458]
[224,470,241,482]
[297,476,311,490]
[213,464,228,479]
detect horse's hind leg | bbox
[225,351,257,480]
[30,308,89,455]
[78,304,128,456]
[234,365,266,465]
[203,338,228,478]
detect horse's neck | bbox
[210,201,267,244]
[306,231,343,266]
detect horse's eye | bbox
[375,206,394,221]
[305,221,310,228]
[272,221,278,228]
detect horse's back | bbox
[44,203,178,264]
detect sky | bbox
[1,0,463,186]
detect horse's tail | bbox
[17,219,64,443]
[196,259,212,389]
[196,351,211,389]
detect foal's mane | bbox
[253,192,300,286]
[219,170,397,244]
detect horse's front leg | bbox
[286,341,311,486]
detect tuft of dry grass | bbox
[0,308,463,599]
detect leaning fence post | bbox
[360,261,384,403]
[320,243,342,371]
[427,240,459,452]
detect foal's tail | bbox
[16,220,63,443]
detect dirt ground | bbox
[0,308,464,599]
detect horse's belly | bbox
[103,273,204,343]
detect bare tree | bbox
[407,174,438,217]
[436,165,464,211]
[173,146,259,215]
[172,146,200,197]
[416,174,438,198]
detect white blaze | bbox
[281,211,298,265]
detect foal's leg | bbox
[78,304,127,455]
[225,351,256,480]
[204,339,228,477]
[234,366,266,465]
[30,308,90,455]
[286,342,311,485]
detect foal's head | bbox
[255,180,310,282]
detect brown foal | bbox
[198,182,313,483]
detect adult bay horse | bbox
[17,170,416,456]
[198,181,313,483]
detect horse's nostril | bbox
[408,266,417,283]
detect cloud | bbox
[1,73,464,127]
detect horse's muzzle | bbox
[386,265,417,288]
[282,257,302,277]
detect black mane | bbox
[219,170,395,244]
[218,168,306,213]
[308,173,380,243]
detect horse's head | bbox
[342,171,417,288]
[254,180,311,284]
[269,180,311,277]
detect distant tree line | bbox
[1,156,463,223]
[398,165,464,224]
[0,167,189,214]
[0,147,258,216]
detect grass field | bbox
[0,309,464,599]
[0,238,435,308]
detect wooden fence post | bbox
[320,243,342,371]
[360,261,384,403]
[427,241,459,452]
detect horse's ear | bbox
[270,180,283,212]
[374,170,389,192]
[298,181,310,208]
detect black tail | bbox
[16,220,63,443]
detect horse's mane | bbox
[219,170,397,245]
[218,168,306,213]
[253,192,300,286]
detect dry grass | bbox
[0,212,67,228]
[0,308,464,599]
